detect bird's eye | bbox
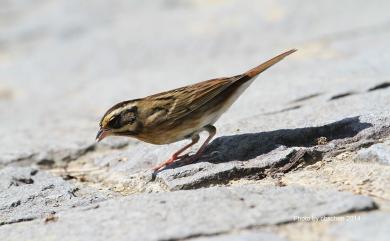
[107,109,137,129]
[108,115,122,129]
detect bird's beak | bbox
[96,129,112,142]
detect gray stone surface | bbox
[0,166,107,225]
[0,185,375,241]
[154,116,385,190]
[354,141,390,165]
[156,147,295,190]
[328,212,390,241]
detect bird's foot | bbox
[152,153,190,172]
[152,158,174,172]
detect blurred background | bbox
[0,0,389,164]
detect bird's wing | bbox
[144,49,297,126]
[144,75,242,124]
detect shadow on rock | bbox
[200,116,372,163]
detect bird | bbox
[96,49,296,171]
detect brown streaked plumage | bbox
[96,49,297,171]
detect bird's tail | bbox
[244,49,297,78]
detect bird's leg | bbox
[195,125,216,156]
[153,125,217,171]
[153,134,200,171]
[185,125,216,163]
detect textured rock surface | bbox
[0,167,107,225]
[0,185,376,241]
[1,0,390,240]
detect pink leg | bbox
[153,134,200,171]
[174,125,217,166]
[193,125,216,157]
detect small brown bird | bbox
[96,49,296,171]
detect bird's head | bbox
[96,100,142,142]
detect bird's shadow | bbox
[160,116,372,171]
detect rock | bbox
[0,167,107,225]
[0,185,375,240]
[354,141,390,165]
[328,212,390,241]
[156,147,295,190]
